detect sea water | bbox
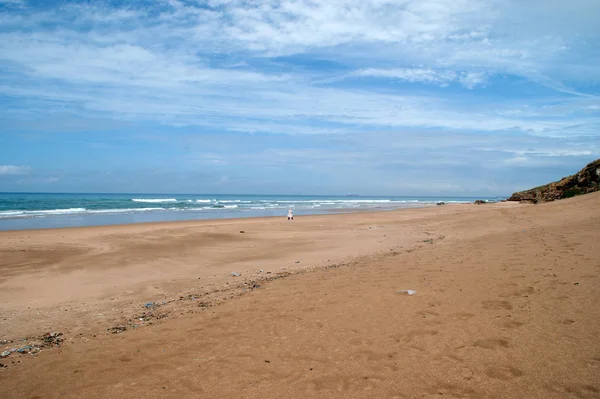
[0,193,503,230]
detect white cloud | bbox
[0,0,598,137]
[5,81,592,135]
[458,71,488,89]
[0,165,30,175]
[182,130,598,169]
[354,68,456,84]
[349,68,488,88]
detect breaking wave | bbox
[132,198,178,203]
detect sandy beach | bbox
[1,194,599,398]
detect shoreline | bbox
[0,203,440,232]
[0,201,451,233]
[0,192,503,231]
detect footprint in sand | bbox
[426,382,479,398]
[403,329,439,343]
[473,338,509,349]
[305,374,353,394]
[452,312,475,321]
[416,309,440,317]
[485,365,523,380]
[545,382,600,398]
[437,353,464,363]
[502,320,525,329]
[482,300,513,310]
[564,384,600,398]
[498,286,535,298]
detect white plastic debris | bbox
[397,289,417,295]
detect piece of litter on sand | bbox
[17,346,33,354]
[397,289,417,295]
[295,261,300,264]
[144,302,155,308]
[110,326,127,334]
[259,269,264,273]
[231,272,241,277]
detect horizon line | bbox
[0,191,508,198]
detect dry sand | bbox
[0,194,599,398]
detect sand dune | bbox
[1,194,599,398]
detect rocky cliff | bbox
[508,159,600,203]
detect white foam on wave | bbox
[0,207,173,219]
[0,208,87,218]
[0,210,26,217]
[36,208,87,214]
[88,207,165,214]
[132,198,178,203]
[274,199,393,204]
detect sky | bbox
[1,0,599,196]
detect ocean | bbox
[0,193,503,231]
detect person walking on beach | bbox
[288,208,294,221]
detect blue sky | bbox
[1,0,599,195]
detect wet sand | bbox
[1,194,599,398]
